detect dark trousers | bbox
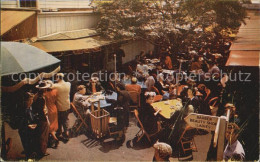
[57,110,69,136]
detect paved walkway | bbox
[5,113,212,161]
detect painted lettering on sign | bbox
[185,113,219,131]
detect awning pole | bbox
[114,54,116,87]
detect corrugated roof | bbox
[226,10,260,67]
[1,10,36,35]
[37,29,98,41]
[30,36,111,53]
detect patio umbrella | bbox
[1,42,60,76]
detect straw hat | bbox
[36,81,51,89]
[45,80,53,87]
[56,73,64,78]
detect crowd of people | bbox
[14,43,248,161]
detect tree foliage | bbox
[97,0,246,53]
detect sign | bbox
[184,113,219,131]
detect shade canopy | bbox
[1,42,60,76]
[1,10,35,35]
[31,36,111,53]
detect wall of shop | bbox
[121,39,154,64]
[105,39,154,72]
[37,12,100,37]
[1,0,18,8]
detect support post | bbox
[216,116,227,161]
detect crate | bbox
[90,109,110,139]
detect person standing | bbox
[18,92,37,159]
[33,81,51,158]
[52,73,71,141]
[44,80,59,148]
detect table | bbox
[93,92,117,108]
[151,99,183,119]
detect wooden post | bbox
[213,117,220,147]
[98,100,101,112]
[176,59,183,96]
[114,54,117,87]
[91,102,94,112]
[216,116,227,161]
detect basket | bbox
[90,109,110,139]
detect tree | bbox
[96,0,246,54]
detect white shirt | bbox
[52,80,71,111]
[145,76,155,91]
[223,140,245,161]
[73,92,91,111]
[137,64,149,76]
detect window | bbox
[20,0,36,8]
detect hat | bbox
[77,85,86,91]
[36,81,51,89]
[144,91,156,97]
[153,142,172,159]
[45,80,53,87]
[56,73,64,78]
[91,77,99,83]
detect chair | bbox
[178,126,198,155]
[204,88,211,101]
[153,95,163,102]
[208,97,219,116]
[151,86,160,95]
[70,102,89,132]
[134,109,160,143]
[128,91,140,111]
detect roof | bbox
[1,10,36,35]
[226,10,260,67]
[38,29,98,41]
[225,51,259,66]
[30,36,112,53]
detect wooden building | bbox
[1,0,154,75]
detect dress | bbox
[45,89,58,132]
[139,103,158,134]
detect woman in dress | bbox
[139,92,161,135]
[44,80,59,148]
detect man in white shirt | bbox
[52,73,71,140]
[223,123,245,161]
[145,70,155,91]
[136,60,149,79]
[73,85,91,116]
